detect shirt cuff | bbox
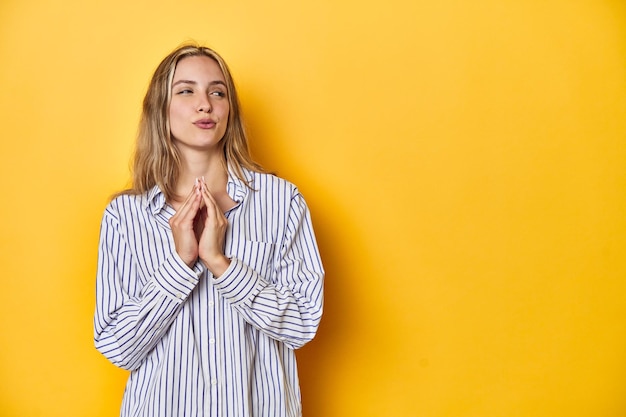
[152,253,203,301]
[212,256,260,306]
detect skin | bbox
[166,55,236,277]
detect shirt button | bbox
[176,293,183,299]
[211,379,218,386]
[209,338,215,344]
[208,301,214,306]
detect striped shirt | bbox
[94,167,324,417]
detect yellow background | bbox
[1,0,625,416]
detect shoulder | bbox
[103,191,150,221]
[246,171,313,215]
[249,170,299,196]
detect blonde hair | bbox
[122,43,264,201]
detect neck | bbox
[175,150,228,199]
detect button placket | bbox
[207,279,220,399]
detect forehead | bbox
[172,55,226,82]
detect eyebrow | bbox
[172,79,227,87]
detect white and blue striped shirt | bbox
[94,167,324,417]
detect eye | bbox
[210,90,226,98]
[176,88,193,95]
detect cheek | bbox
[168,106,184,130]
[168,105,180,121]
[221,104,230,123]
[220,109,230,132]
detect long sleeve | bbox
[93,200,203,370]
[214,191,324,350]
[94,176,323,417]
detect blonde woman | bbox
[94,43,324,417]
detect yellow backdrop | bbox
[1,0,625,416]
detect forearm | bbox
[94,230,204,369]
[213,253,324,350]
[94,283,183,370]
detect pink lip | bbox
[194,119,216,129]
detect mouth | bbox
[194,119,216,129]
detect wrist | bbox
[202,255,231,277]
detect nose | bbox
[197,94,212,113]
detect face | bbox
[168,55,230,154]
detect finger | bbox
[203,192,221,226]
[169,184,203,267]
[175,181,202,216]
[198,183,227,238]
[199,180,221,215]
[177,179,200,207]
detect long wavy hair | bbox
[121,43,264,201]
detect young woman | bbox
[94,44,324,417]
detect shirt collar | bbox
[146,184,167,215]
[145,165,253,215]
[227,164,253,204]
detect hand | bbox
[168,181,204,267]
[197,178,231,276]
